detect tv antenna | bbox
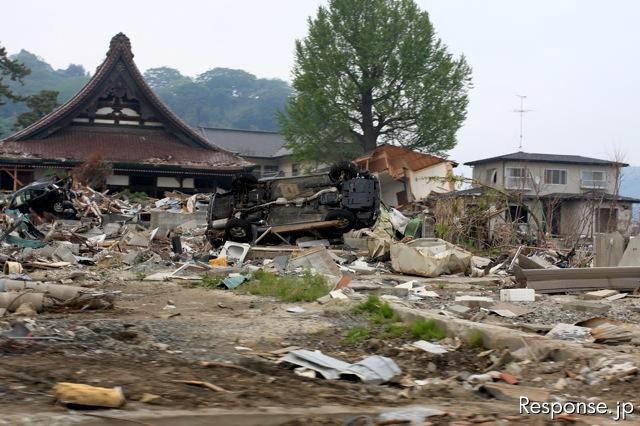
[513,95,533,150]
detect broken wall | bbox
[408,162,455,200]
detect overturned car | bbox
[6,177,78,219]
[206,162,380,244]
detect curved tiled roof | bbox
[2,33,250,169]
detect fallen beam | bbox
[523,266,640,293]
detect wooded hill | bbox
[0,50,290,137]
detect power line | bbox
[513,95,533,150]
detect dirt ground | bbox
[0,276,638,425]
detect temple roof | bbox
[1,33,250,170]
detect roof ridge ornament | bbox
[108,33,133,58]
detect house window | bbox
[508,205,529,223]
[544,169,567,185]
[597,207,617,233]
[581,170,607,189]
[291,163,300,177]
[262,165,279,177]
[485,168,497,185]
[129,175,156,187]
[194,178,214,190]
[505,168,531,189]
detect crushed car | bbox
[206,162,380,244]
[6,176,78,219]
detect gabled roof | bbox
[199,127,292,158]
[1,33,249,170]
[353,144,456,179]
[465,151,628,167]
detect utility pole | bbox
[513,95,532,150]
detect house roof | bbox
[435,187,640,203]
[464,151,629,167]
[199,127,292,158]
[1,33,249,170]
[353,144,456,180]
[0,126,245,170]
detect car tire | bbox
[232,173,258,190]
[225,218,253,243]
[329,161,358,182]
[325,209,356,231]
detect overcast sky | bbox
[3,0,640,171]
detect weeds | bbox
[410,319,447,341]
[135,271,146,280]
[381,323,409,339]
[345,327,370,344]
[199,275,224,288]
[238,270,328,302]
[467,330,485,348]
[353,295,399,323]
[346,295,447,345]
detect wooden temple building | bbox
[0,33,251,195]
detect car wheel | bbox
[225,218,253,243]
[329,161,358,182]
[325,209,356,231]
[231,173,259,190]
[53,201,64,213]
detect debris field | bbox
[0,177,639,425]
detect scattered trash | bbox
[281,350,401,384]
[53,382,125,408]
[391,238,472,278]
[411,340,449,354]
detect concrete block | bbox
[53,244,78,264]
[594,232,624,267]
[565,300,610,315]
[447,304,471,316]
[619,237,640,266]
[149,210,207,236]
[380,287,410,297]
[454,295,494,308]
[500,289,535,302]
[584,289,619,300]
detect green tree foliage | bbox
[144,66,190,89]
[0,50,88,137]
[13,90,59,130]
[0,43,30,106]
[150,67,290,131]
[279,0,473,162]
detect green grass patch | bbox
[347,295,446,345]
[381,322,409,339]
[199,275,224,288]
[409,319,447,341]
[238,270,329,302]
[467,329,485,348]
[345,327,370,344]
[353,295,399,324]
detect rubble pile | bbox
[0,175,639,424]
